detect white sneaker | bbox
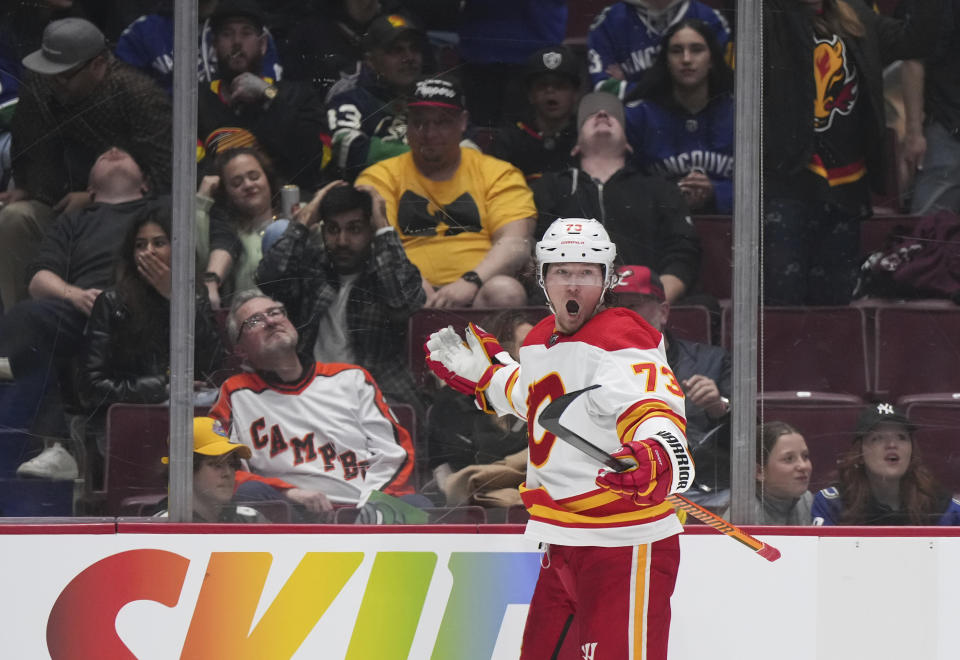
[16,442,79,480]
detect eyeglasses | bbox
[237,305,286,339]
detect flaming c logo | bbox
[812,36,858,132]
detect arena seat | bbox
[899,393,960,492]
[859,214,922,258]
[407,307,549,386]
[668,304,713,345]
[724,306,871,396]
[757,392,865,491]
[103,404,202,515]
[874,306,960,401]
[692,215,732,301]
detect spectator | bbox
[531,92,700,302]
[610,265,729,505]
[197,0,326,190]
[209,291,418,509]
[489,45,581,180]
[280,0,388,97]
[79,209,223,485]
[812,402,960,526]
[457,0,569,126]
[0,36,18,194]
[429,309,536,507]
[196,147,279,309]
[355,77,535,309]
[0,17,171,309]
[114,0,283,95]
[256,181,426,414]
[588,0,730,100]
[325,12,428,179]
[901,0,960,215]
[625,19,735,214]
[762,0,940,306]
[153,417,267,523]
[1,147,164,479]
[722,421,813,525]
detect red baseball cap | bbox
[612,265,665,302]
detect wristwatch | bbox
[263,84,278,102]
[203,271,222,286]
[460,270,483,288]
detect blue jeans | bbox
[763,197,863,306]
[910,119,960,214]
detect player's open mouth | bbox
[565,300,580,315]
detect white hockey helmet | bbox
[536,217,617,289]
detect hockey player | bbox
[425,217,694,659]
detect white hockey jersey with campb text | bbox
[482,307,693,547]
[210,362,416,505]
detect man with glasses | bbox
[209,291,418,514]
[0,17,171,310]
[356,77,536,309]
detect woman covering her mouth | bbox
[811,403,960,526]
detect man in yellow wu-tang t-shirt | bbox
[355,78,535,308]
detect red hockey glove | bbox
[595,439,673,506]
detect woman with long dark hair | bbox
[81,209,223,478]
[625,18,735,213]
[811,403,960,525]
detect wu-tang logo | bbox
[812,35,858,132]
[396,190,483,237]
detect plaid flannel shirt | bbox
[256,221,426,406]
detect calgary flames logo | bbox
[812,36,858,132]
[612,268,633,290]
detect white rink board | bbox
[0,529,956,659]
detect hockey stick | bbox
[540,387,781,562]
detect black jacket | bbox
[489,118,578,179]
[531,164,701,290]
[197,77,327,190]
[763,0,942,193]
[80,288,223,413]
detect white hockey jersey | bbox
[210,362,416,505]
[482,307,694,546]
